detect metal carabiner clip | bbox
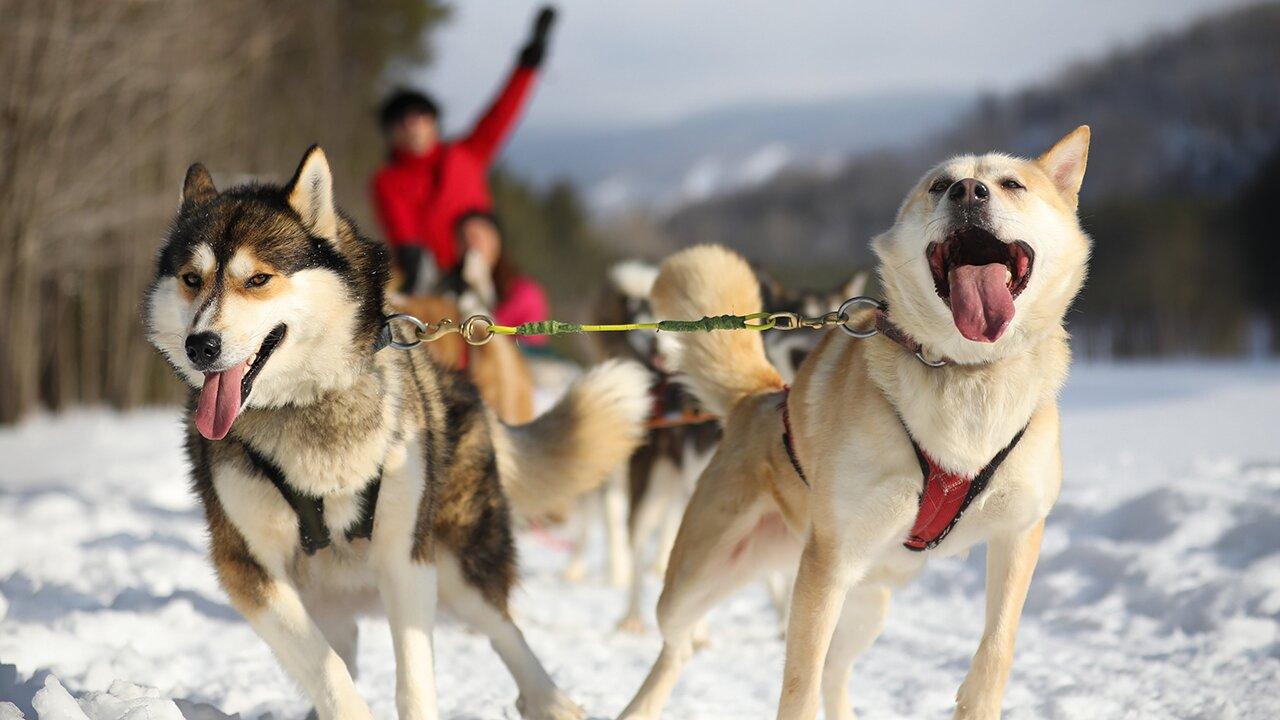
[383,313,429,349]
[768,312,802,331]
[836,296,887,339]
[460,315,496,346]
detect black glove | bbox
[395,245,424,294]
[518,5,558,68]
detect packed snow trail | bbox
[1,362,1278,719]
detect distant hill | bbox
[503,92,966,214]
[660,2,1280,270]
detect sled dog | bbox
[143,146,650,720]
[618,127,1092,720]
[586,261,865,630]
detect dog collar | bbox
[777,388,1026,551]
[872,310,950,367]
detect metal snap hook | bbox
[915,351,948,368]
[460,315,495,346]
[383,313,428,349]
[837,296,887,338]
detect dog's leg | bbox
[776,484,913,720]
[953,520,1044,720]
[563,493,594,583]
[243,580,372,720]
[375,558,440,720]
[308,594,361,679]
[821,584,892,720]
[652,487,682,575]
[214,467,371,720]
[765,570,795,632]
[617,487,794,720]
[604,466,633,587]
[301,594,364,720]
[618,456,680,633]
[371,444,442,720]
[439,554,584,720]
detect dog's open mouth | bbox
[194,324,286,440]
[927,228,1034,343]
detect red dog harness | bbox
[901,426,1025,550]
[779,389,1026,552]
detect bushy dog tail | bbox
[495,359,651,518]
[650,245,786,417]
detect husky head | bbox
[598,261,666,368]
[759,270,869,383]
[872,126,1091,364]
[144,146,390,440]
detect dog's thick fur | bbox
[618,127,1091,720]
[143,146,650,720]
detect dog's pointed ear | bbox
[285,145,338,240]
[1037,125,1090,207]
[181,163,218,207]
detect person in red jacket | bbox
[373,6,557,292]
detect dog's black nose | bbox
[948,178,989,206]
[185,332,222,368]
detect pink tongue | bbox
[195,361,248,440]
[948,263,1015,343]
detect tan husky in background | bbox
[618,126,1091,720]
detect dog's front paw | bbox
[616,613,646,634]
[563,560,587,584]
[516,690,587,720]
[951,693,1000,720]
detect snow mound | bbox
[0,675,184,720]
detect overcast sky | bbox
[417,0,1258,132]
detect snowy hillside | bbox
[2,363,1279,719]
[504,92,965,215]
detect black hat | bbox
[379,89,440,131]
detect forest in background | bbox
[0,0,620,424]
[3,2,1277,425]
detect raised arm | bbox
[462,6,557,165]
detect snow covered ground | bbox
[1,362,1279,719]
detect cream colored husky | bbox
[618,126,1091,720]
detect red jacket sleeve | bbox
[462,65,537,166]
[371,170,417,246]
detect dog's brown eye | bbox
[928,178,951,194]
[181,272,201,289]
[247,273,272,288]
[1001,178,1025,191]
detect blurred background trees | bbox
[0,0,448,423]
[1,1,1277,425]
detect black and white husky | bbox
[143,146,650,720]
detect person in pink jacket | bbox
[448,212,551,346]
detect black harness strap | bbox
[778,389,808,486]
[373,321,395,353]
[241,443,382,556]
[345,470,382,542]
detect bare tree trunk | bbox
[0,0,445,423]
